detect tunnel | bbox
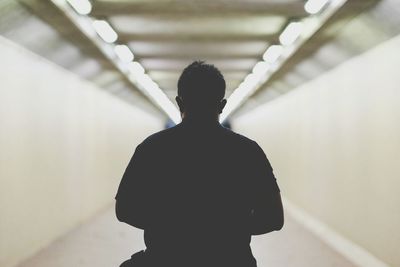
[0,0,399,266]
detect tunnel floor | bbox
[17,206,358,267]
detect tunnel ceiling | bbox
[98,0,305,99]
[2,0,400,121]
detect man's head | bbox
[176,61,226,118]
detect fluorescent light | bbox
[237,81,255,97]
[114,44,134,62]
[252,61,270,76]
[243,73,259,89]
[128,61,145,76]
[263,45,283,64]
[305,0,330,14]
[66,0,92,15]
[138,74,156,90]
[279,22,303,46]
[136,74,181,123]
[92,20,118,43]
[220,72,263,122]
[51,0,182,124]
[220,81,255,122]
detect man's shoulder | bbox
[138,123,260,151]
[140,125,179,147]
[221,126,256,144]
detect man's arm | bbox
[250,191,284,235]
[249,142,284,235]
[115,200,146,230]
[115,143,149,230]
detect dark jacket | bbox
[116,119,283,267]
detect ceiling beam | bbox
[135,54,263,60]
[91,0,308,17]
[139,58,257,72]
[119,32,279,43]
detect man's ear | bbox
[218,99,227,114]
[175,96,185,113]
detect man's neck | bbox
[181,114,220,126]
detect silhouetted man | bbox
[116,61,284,267]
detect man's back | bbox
[116,119,281,267]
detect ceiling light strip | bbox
[66,0,92,15]
[92,20,118,43]
[114,44,134,62]
[305,0,331,14]
[51,0,181,123]
[220,0,348,122]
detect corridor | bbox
[17,207,357,267]
[1,0,399,267]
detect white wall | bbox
[234,35,400,266]
[0,37,162,267]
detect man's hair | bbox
[177,61,226,106]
